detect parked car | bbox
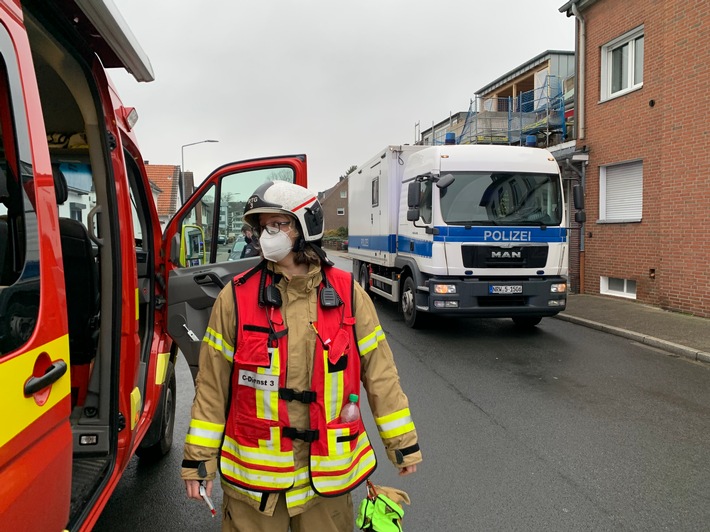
[229,235,247,260]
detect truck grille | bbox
[462,245,548,269]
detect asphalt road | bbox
[97,259,710,531]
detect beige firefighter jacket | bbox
[181,262,422,517]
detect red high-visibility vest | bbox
[220,266,376,495]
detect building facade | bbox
[320,177,349,234]
[561,0,710,318]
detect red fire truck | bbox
[0,1,307,529]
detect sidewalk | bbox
[557,294,710,365]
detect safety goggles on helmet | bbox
[243,180,324,241]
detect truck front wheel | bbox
[401,276,424,328]
[512,316,542,328]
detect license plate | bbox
[489,285,523,294]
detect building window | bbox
[599,160,642,222]
[601,276,637,299]
[340,190,347,199]
[337,208,345,216]
[601,26,644,101]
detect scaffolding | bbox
[456,75,570,147]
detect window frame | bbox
[336,207,345,216]
[600,276,637,299]
[598,160,643,223]
[600,25,644,101]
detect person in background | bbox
[182,180,422,531]
[239,223,259,258]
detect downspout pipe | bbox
[571,2,585,140]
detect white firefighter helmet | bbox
[243,181,324,241]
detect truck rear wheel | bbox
[401,276,424,328]
[512,316,542,328]
[359,263,370,295]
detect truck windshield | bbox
[439,171,562,226]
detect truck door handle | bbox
[24,360,68,396]
[194,272,225,289]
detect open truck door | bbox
[163,155,307,382]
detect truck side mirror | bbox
[436,173,455,189]
[178,224,206,267]
[406,182,420,222]
[407,182,420,208]
[572,184,585,210]
[574,211,586,224]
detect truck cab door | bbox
[163,155,307,381]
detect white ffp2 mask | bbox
[259,230,293,262]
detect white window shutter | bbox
[605,161,642,220]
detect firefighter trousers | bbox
[222,492,354,532]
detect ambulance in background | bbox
[0,0,308,529]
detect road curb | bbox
[554,313,710,365]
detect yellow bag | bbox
[356,480,411,532]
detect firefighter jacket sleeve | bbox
[181,284,235,482]
[355,282,423,469]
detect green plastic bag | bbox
[356,481,409,532]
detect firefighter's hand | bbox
[398,464,417,476]
[186,479,212,501]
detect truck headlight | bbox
[434,284,456,294]
[550,283,567,293]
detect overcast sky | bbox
[110,0,576,193]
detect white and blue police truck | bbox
[347,144,569,328]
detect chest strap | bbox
[282,427,319,443]
[279,388,317,404]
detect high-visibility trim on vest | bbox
[186,418,225,448]
[357,325,385,356]
[310,432,377,492]
[228,483,264,503]
[204,326,235,362]
[221,430,295,491]
[285,467,318,508]
[323,347,344,422]
[255,348,280,420]
[375,408,415,439]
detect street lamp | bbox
[180,139,218,203]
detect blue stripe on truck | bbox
[350,227,567,258]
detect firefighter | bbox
[182,180,422,531]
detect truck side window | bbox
[0,29,40,355]
[420,181,432,224]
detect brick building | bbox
[319,177,349,233]
[561,0,710,317]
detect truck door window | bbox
[419,181,432,224]
[177,165,296,266]
[0,29,40,355]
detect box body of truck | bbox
[348,144,568,328]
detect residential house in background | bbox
[145,164,181,229]
[560,0,709,318]
[419,50,575,149]
[319,177,349,233]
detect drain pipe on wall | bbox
[570,2,585,140]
